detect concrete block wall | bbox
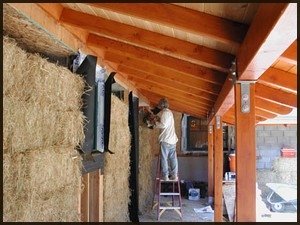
[256,124,297,169]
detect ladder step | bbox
[160,179,179,182]
[159,206,181,210]
[160,192,180,196]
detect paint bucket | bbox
[228,153,236,172]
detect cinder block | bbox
[277,136,290,146]
[257,130,271,137]
[288,125,297,130]
[260,157,271,163]
[277,125,289,130]
[284,130,297,137]
[256,136,264,145]
[264,136,278,144]
[264,125,278,131]
[270,130,284,137]
[256,125,264,131]
[289,137,297,146]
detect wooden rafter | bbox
[208,3,297,124]
[88,3,248,46]
[256,83,297,108]
[117,65,217,101]
[280,40,297,65]
[87,34,226,86]
[259,68,297,92]
[237,3,297,80]
[137,88,208,114]
[255,98,293,115]
[60,8,234,72]
[116,70,213,108]
[141,90,207,118]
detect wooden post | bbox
[207,125,214,202]
[234,83,256,221]
[213,116,223,222]
[99,173,104,222]
[81,173,89,222]
[89,170,100,222]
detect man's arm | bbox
[155,111,168,129]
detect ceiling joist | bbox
[88,3,248,46]
[60,8,234,72]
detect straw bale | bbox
[3,4,73,57]
[138,126,155,214]
[103,95,131,222]
[3,97,85,153]
[3,147,81,222]
[173,111,182,153]
[3,37,85,111]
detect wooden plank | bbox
[139,89,208,117]
[259,68,297,92]
[99,172,104,222]
[89,170,100,222]
[208,75,234,125]
[81,173,89,222]
[138,88,208,114]
[237,3,297,80]
[235,83,256,221]
[118,65,217,101]
[60,8,234,72]
[256,83,297,108]
[213,116,223,222]
[37,3,63,20]
[89,3,248,46]
[117,70,213,108]
[118,64,220,96]
[87,35,226,86]
[280,40,297,65]
[207,125,214,198]
[255,97,293,115]
[255,108,277,119]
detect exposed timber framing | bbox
[88,3,248,47]
[207,125,214,200]
[213,116,223,222]
[235,83,256,221]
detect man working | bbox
[154,98,178,181]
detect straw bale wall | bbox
[103,95,131,222]
[3,36,84,222]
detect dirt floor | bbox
[139,197,215,222]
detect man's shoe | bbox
[161,176,169,181]
[170,175,178,181]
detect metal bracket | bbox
[241,83,250,113]
[216,116,221,129]
[208,125,213,134]
[228,59,237,84]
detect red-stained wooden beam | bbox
[237,3,297,80]
[208,3,297,125]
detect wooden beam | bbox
[256,83,297,108]
[208,75,234,125]
[118,65,217,101]
[255,97,293,115]
[139,88,208,116]
[237,3,297,80]
[207,125,214,199]
[81,173,89,222]
[117,70,212,109]
[87,35,226,86]
[60,8,234,72]
[143,91,206,118]
[89,3,248,46]
[259,68,297,92]
[89,170,100,222]
[99,173,104,222]
[213,116,223,222]
[209,3,296,125]
[280,40,297,65]
[255,108,277,119]
[118,63,220,96]
[235,83,256,221]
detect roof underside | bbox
[3,3,297,124]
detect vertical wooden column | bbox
[99,173,104,222]
[213,116,223,222]
[89,170,100,222]
[81,173,90,222]
[207,125,214,202]
[235,83,256,221]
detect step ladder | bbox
[152,154,182,220]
